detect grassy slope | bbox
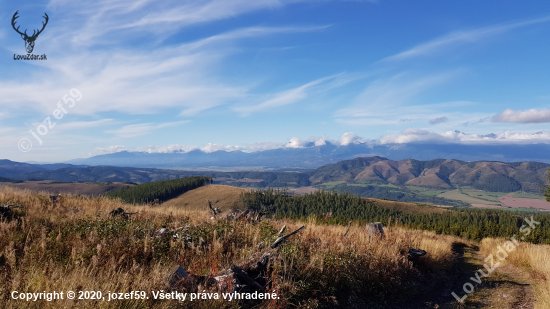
[161,184,247,211]
[2,184,549,308]
[166,184,450,216]
[1,180,134,196]
[0,184,465,309]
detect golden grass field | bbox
[1,184,549,308]
[480,238,550,309]
[161,184,248,211]
[2,181,134,196]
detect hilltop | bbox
[162,185,247,211]
[2,183,549,308]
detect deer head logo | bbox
[11,11,49,54]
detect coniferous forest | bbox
[241,188,550,244]
[105,176,212,204]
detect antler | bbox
[30,13,49,39]
[11,11,26,37]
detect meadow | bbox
[1,185,464,308]
[2,183,550,308]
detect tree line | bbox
[241,188,550,244]
[105,176,212,204]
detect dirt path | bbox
[403,243,536,308]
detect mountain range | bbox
[65,142,550,169]
[2,156,549,194]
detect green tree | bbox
[544,169,550,202]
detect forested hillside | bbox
[105,176,211,204]
[241,189,550,243]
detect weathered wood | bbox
[270,225,305,249]
[0,204,21,214]
[206,199,219,216]
[230,265,263,291]
[342,221,352,238]
[366,222,385,238]
[235,208,250,220]
[277,225,286,236]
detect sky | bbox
[1,0,550,162]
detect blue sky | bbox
[1,0,550,162]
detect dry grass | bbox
[161,184,247,212]
[479,238,550,309]
[0,185,465,308]
[3,180,134,196]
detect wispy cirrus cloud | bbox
[335,71,461,119]
[105,121,189,138]
[382,16,550,62]
[492,108,550,123]
[233,74,342,116]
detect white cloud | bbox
[3,0,328,119]
[88,129,550,158]
[92,145,128,155]
[336,72,460,118]
[339,132,368,145]
[200,143,241,153]
[379,129,550,144]
[383,16,550,62]
[492,108,550,123]
[245,141,285,152]
[285,137,309,148]
[233,74,340,115]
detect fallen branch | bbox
[270,225,305,249]
[235,209,250,220]
[230,265,263,291]
[277,225,286,236]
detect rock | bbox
[407,248,427,261]
[155,228,170,238]
[166,265,191,288]
[366,222,385,238]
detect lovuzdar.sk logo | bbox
[12,10,48,60]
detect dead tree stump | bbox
[366,222,385,238]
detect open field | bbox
[513,192,548,200]
[0,184,467,308]
[406,186,447,196]
[499,193,550,210]
[459,187,509,202]
[1,180,133,196]
[289,186,318,194]
[315,181,346,189]
[437,189,501,205]
[471,204,507,209]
